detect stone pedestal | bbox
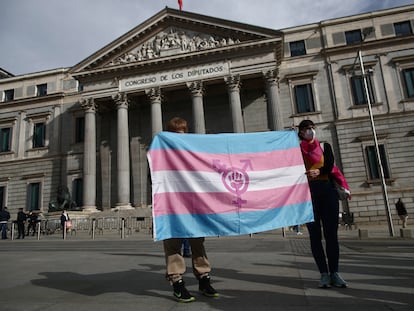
[400,228,413,238]
[358,228,369,239]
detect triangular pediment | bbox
[109,26,243,66]
[70,7,281,76]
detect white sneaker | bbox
[319,273,331,288]
[330,272,347,288]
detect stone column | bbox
[113,93,133,210]
[264,69,283,130]
[146,88,163,136]
[225,75,244,133]
[187,81,206,134]
[80,98,98,212]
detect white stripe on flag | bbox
[151,165,307,194]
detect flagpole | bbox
[358,49,395,237]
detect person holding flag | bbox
[161,117,219,303]
[298,119,348,288]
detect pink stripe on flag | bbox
[153,183,311,216]
[149,148,304,172]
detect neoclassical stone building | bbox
[1,5,413,228]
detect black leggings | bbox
[306,180,340,274]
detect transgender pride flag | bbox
[147,130,313,241]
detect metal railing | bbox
[9,216,153,240]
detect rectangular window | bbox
[28,182,41,211]
[73,178,83,207]
[394,21,413,36]
[75,117,85,143]
[4,89,14,102]
[345,29,362,45]
[36,83,47,96]
[366,145,390,180]
[294,84,315,113]
[0,186,4,209]
[289,40,306,57]
[0,127,11,152]
[351,75,375,105]
[33,122,46,148]
[402,68,414,98]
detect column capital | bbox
[225,75,241,91]
[263,69,279,84]
[145,87,162,102]
[112,92,129,109]
[187,81,204,96]
[80,97,97,113]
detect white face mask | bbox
[303,128,316,141]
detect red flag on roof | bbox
[178,0,183,10]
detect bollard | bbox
[121,218,125,239]
[92,219,96,240]
[11,222,15,240]
[63,221,67,240]
[37,222,41,240]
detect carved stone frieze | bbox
[109,27,241,66]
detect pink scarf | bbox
[300,139,324,170]
[301,139,351,197]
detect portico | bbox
[72,7,283,211]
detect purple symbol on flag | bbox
[213,159,253,207]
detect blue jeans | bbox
[306,180,340,274]
[182,239,191,255]
[1,223,8,239]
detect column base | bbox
[113,203,134,211]
[82,206,100,213]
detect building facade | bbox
[1,6,413,227]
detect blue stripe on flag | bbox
[153,201,313,241]
[150,130,299,154]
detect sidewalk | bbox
[1,227,413,311]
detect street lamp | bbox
[356,27,395,237]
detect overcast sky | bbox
[1,0,413,76]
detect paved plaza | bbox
[1,228,413,311]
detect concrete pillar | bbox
[80,98,98,212]
[17,111,26,158]
[264,70,283,131]
[50,105,61,154]
[113,93,133,210]
[187,81,206,134]
[146,88,163,137]
[225,75,244,133]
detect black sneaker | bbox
[172,280,195,303]
[199,275,219,297]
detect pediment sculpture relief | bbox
[109,27,241,66]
